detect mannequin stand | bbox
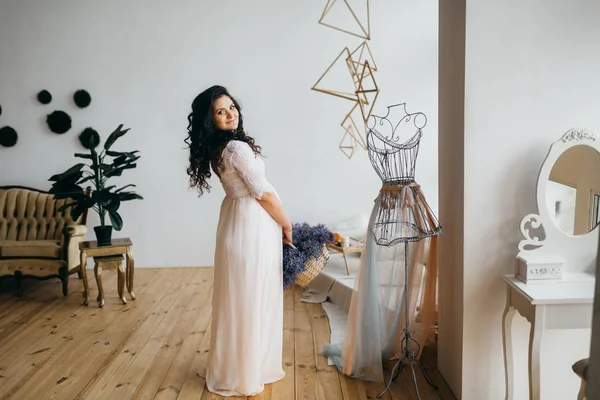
[375,240,438,400]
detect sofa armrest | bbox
[62,225,88,272]
[66,224,88,237]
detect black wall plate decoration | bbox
[37,90,53,104]
[46,110,72,134]
[0,126,18,147]
[79,127,100,149]
[73,89,91,108]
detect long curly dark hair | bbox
[184,85,262,195]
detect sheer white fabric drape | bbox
[320,190,439,383]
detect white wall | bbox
[440,0,600,398]
[0,0,439,267]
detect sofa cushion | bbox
[0,258,67,278]
[0,240,61,259]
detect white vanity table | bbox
[502,128,600,400]
[503,274,595,400]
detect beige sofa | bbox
[0,185,89,296]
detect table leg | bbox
[79,250,89,306]
[94,263,105,308]
[126,247,136,300]
[528,305,545,400]
[503,287,517,400]
[342,251,351,275]
[117,262,127,305]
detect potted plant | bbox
[48,124,143,246]
[282,223,335,289]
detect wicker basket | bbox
[295,243,330,288]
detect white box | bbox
[516,254,565,283]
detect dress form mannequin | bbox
[321,104,441,399]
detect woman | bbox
[185,85,292,397]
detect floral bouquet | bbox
[282,223,335,289]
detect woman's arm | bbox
[226,141,293,244]
[258,192,293,245]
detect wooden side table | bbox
[326,241,364,275]
[93,255,127,307]
[79,237,136,306]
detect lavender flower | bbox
[282,223,335,290]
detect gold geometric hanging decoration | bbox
[341,102,367,150]
[314,0,377,160]
[355,60,379,124]
[345,41,377,106]
[319,0,371,40]
[312,47,360,103]
[347,40,378,79]
[339,126,358,159]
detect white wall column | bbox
[438,0,600,398]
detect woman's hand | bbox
[282,224,293,246]
[257,193,293,245]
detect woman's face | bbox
[212,95,239,131]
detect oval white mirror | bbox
[546,144,600,236]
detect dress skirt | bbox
[206,194,285,397]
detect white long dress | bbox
[205,140,285,397]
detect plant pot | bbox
[94,226,113,246]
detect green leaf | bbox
[92,190,120,211]
[104,124,130,151]
[56,191,94,213]
[52,192,83,200]
[57,202,76,213]
[118,192,143,201]
[105,197,121,211]
[113,155,128,164]
[49,164,85,182]
[71,203,88,221]
[115,184,136,193]
[108,210,123,231]
[99,157,137,175]
[104,169,124,178]
[104,155,140,171]
[105,150,139,158]
[89,144,101,174]
[91,190,109,203]
[125,155,140,164]
[77,175,95,185]
[49,183,84,199]
[74,153,93,160]
[99,163,111,172]
[104,163,137,178]
[57,172,83,186]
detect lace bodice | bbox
[218,140,274,199]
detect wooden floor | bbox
[0,267,455,400]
